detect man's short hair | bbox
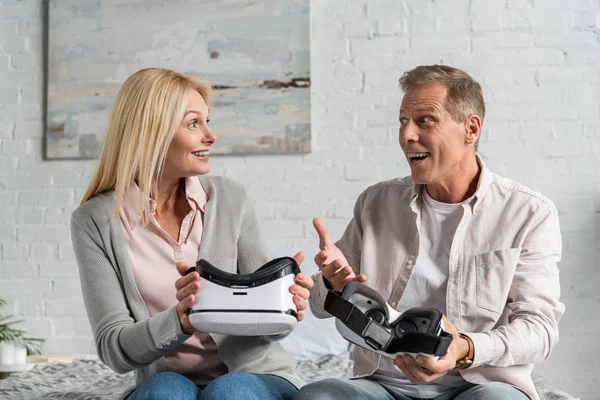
[399,65,485,148]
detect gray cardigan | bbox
[70,176,303,396]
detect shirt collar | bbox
[184,176,207,213]
[122,183,145,230]
[122,177,207,230]
[472,154,492,208]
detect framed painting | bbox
[45,0,310,159]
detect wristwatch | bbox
[453,333,474,370]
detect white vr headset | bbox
[188,257,300,336]
[324,281,452,359]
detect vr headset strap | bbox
[325,291,393,351]
[386,331,453,357]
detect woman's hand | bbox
[289,252,314,321]
[175,261,200,335]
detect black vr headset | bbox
[324,281,452,359]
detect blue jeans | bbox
[128,371,297,400]
[292,378,529,400]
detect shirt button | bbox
[157,344,163,349]
[166,340,171,345]
[173,336,178,341]
[391,301,397,307]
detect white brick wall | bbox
[1,0,598,397]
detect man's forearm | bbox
[465,313,561,368]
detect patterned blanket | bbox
[0,353,577,400]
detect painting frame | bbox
[44,0,311,160]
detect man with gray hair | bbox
[295,65,564,400]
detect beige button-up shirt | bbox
[309,157,564,400]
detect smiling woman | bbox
[162,90,216,183]
[70,68,313,400]
[80,68,215,225]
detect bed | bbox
[0,352,579,400]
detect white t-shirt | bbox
[372,189,469,398]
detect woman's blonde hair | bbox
[81,68,213,223]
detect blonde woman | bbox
[71,68,313,400]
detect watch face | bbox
[454,358,473,370]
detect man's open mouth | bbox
[407,152,430,162]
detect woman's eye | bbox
[188,120,198,128]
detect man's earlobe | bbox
[470,133,480,145]
[465,129,479,146]
[465,126,475,142]
[465,115,481,144]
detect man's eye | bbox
[420,116,434,123]
[399,118,408,125]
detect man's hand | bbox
[289,251,314,321]
[313,217,366,292]
[393,315,471,383]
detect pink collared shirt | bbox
[119,177,227,385]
